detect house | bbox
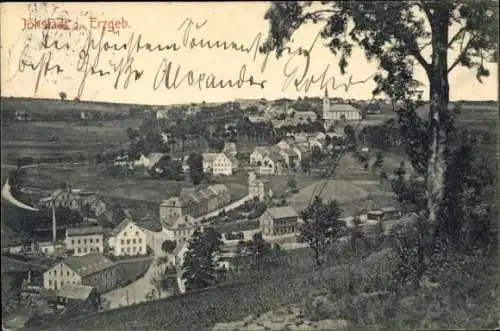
[65,226,104,256]
[276,138,297,150]
[112,155,129,166]
[172,241,189,267]
[310,138,327,152]
[293,133,310,145]
[160,133,170,144]
[181,155,190,173]
[294,111,318,122]
[56,284,99,312]
[322,87,362,124]
[14,110,32,121]
[202,152,239,175]
[271,119,287,128]
[260,206,299,236]
[259,152,286,175]
[31,241,65,256]
[279,149,299,168]
[163,215,202,243]
[250,146,272,165]
[39,188,106,216]
[159,184,231,228]
[248,115,271,124]
[248,172,273,200]
[43,254,116,293]
[108,219,148,256]
[132,153,165,169]
[223,142,237,156]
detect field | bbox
[1,119,141,164]
[21,164,183,202]
[1,97,142,117]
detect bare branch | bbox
[447,26,468,48]
[448,32,478,73]
[409,47,431,73]
[299,9,341,24]
[418,41,432,52]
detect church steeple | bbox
[323,86,330,117]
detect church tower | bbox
[322,86,330,119]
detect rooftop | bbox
[110,218,136,236]
[264,206,299,219]
[325,104,360,113]
[66,226,103,237]
[57,284,95,301]
[202,153,220,163]
[62,254,114,277]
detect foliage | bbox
[239,232,272,272]
[181,227,223,292]
[371,152,384,172]
[261,0,498,277]
[287,177,298,192]
[149,155,184,181]
[298,196,344,266]
[187,153,205,185]
[247,202,267,220]
[161,240,177,254]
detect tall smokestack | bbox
[52,201,56,250]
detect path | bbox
[102,231,170,310]
[193,194,254,222]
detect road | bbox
[102,231,170,310]
[193,194,254,222]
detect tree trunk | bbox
[426,8,450,244]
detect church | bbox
[321,87,362,124]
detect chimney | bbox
[52,202,57,248]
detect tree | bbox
[181,228,223,291]
[343,125,356,146]
[298,196,344,267]
[242,232,272,272]
[300,156,311,173]
[161,240,177,254]
[372,152,384,172]
[150,267,166,299]
[59,91,67,101]
[262,0,497,254]
[348,216,366,257]
[287,177,298,193]
[112,204,126,223]
[187,153,204,185]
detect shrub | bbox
[303,295,336,321]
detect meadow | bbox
[1,119,141,164]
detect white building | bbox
[202,152,239,175]
[322,87,362,123]
[65,226,104,256]
[250,146,271,165]
[132,153,165,169]
[163,215,202,243]
[43,254,116,293]
[108,219,148,256]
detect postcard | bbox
[1,2,498,331]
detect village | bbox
[2,91,427,328]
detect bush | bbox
[303,295,336,321]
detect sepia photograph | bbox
[1,1,498,330]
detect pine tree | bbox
[181,228,222,292]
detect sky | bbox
[1,2,498,106]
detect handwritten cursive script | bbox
[16,17,375,98]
